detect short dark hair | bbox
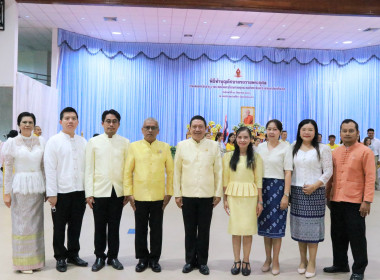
[318,133,322,137]
[282,130,287,133]
[17,112,36,126]
[190,115,207,127]
[328,134,336,139]
[340,119,359,131]
[60,107,78,120]
[266,119,283,131]
[102,109,121,122]
[367,128,374,133]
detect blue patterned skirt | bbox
[258,178,288,238]
[290,185,325,243]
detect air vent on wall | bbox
[104,17,117,22]
[237,22,253,27]
[184,34,193,37]
[277,38,286,41]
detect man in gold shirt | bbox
[124,118,174,273]
[174,115,223,275]
[85,109,130,272]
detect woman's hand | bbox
[303,184,317,195]
[224,198,230,216]
[4,194,11,208]
[280,196,289,210]
[256,202,263,217]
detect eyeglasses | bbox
[143,126,158,131]
[104,119,119,124]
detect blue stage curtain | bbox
[57,29,380,145]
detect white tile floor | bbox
[0,192,379,280]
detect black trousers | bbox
[182,197,213,266]
[93,188,124,259]
[52,191,86,261]
[134,200,164,262]
[330,201,368,274]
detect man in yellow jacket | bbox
[124,117,174,273]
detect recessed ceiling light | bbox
[358,28,362,31]
[184,34,193,37]
[112,32,122,35]
[268,38,272,41]
[80,17,85,20]
[203,21,207,24]
[162,19,166,23]
[282,25,286,27]
[230,36,240,39]
[25,15,30,18]
[335,41,339,44]
[122,19,126,22]
[320,27,324,29]
[343,41,352,44]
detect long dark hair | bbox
[215,132,223,142]
[292,119,321,160]
[230,127,255,171]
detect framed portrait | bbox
[241,106,255,126]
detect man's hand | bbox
[86,196,95,209]
[128,195,136,211]
[175,197,183,209]
[213,197,221,208]
[162,195,172,210]
[3,194,11,208]
[123,196,129,207]
[47,196,58,207]
[359,202,371,217]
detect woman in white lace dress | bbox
[2,112,45,273]
[286,119,333,278]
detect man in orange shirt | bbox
[324,119,375,280]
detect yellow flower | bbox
[208,121,215,127]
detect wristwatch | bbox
[284,193,290,197]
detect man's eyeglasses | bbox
[143,126,158,131]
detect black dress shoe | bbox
[149,261,161,273]
[231,260,241,275]
[91,258,105,272]
[199,264,210,275]
[241,262,251,276]
[182,263,195,273]
[350,273,364,280]
[56,259,67,272]
[323,265,350,273]
[107,258,124,270]
[67,256,88,267]
[135,259,148,272]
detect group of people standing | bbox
[1,109,375,280]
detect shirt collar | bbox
[190,137,206,145]
[344,142,360,150]
[60,131,76,139]
[143,139,157,146]
[102,133,118,139]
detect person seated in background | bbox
[327,135,340,150]
[226,133,236,151]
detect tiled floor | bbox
[0,192,379,280]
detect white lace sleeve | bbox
[2,138,15,194]
[318,144,333,185]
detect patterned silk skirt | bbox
[258,178,288,238]
[290,185,325,243]
[11,193,45,271]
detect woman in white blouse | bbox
[256,120,292,275]
[286,119,332,278]
[2,112,45,273]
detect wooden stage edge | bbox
[14,0,380,17]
